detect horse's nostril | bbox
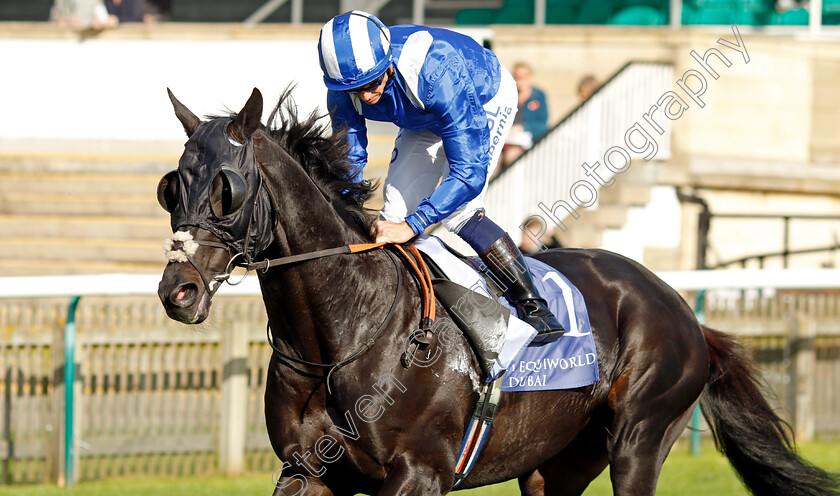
[170,283,199,308]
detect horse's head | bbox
[157,88,274,324]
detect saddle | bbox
[412,240,512,378]
[402,236,598,487]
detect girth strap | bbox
[453,374,504,488]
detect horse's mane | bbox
[229,87,377,236]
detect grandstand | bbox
[1,2,840,276]
[454,0,828,26]
[2,0,834,26]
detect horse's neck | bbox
[260,217,414,369]
[258,132,367,249]
[259,243,399,365]
[257,138,391,362]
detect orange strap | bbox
[354,242,434,324]
[243,239,434,326]
[348,241,388,253]
[393,244,436,324]
[350,241,435,324]
[408,244,435,322]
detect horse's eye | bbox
[210,168,247,217]
[156,170,180,213]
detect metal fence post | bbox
[690,290,706,456]
[220,321,249,476]
[65,296,82,487]
[50,297,81,486]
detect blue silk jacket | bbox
[326,25,502,234]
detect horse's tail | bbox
[700,325,840,496]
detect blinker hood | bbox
[168,118,273,258]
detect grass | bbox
[2,441,837,496]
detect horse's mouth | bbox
[187,292,209,324]
[165,294,210,324]
[160,279,212,324]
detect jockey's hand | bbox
[373,220,416,244]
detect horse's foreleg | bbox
[519,470,545,496]
[377,453,450,496]
[272,476,334,496]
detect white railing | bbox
[4,268,840,300]
[435,61,674,253]
[0,273,261,298]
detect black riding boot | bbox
[480,234,565,341]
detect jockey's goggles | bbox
[343,73,386,94]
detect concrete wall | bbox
[2,22,839,272]
[0,23,325,156]
[5,23,839,166]
[607,186,840,272]
[811,56,840,164]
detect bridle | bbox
[163,130,436,394]
[169,227,436,394]
[163,231,234,297]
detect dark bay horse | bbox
[157,88,839,496]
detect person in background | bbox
[577,74,599,101]
[105,0,147,23]
[318,11,565,340]
[144,0,170,21]
[519,217,562,255]
[51,0,116,29]
[498,61,550,174]
[514,62,550,140]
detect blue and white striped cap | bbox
[318,11,392,91]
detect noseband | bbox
[163,230,244,297]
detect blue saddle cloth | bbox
[489,257,599,392]
[414,235,599,392]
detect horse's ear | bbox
[235,88,263,140]
[167,88,200,137]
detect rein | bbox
[244,241,437,394]
[166,232,437,342]
[245,241,388,271]
[266,246,403,394]
[242,241,435,325]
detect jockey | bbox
[318,11,564,340]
